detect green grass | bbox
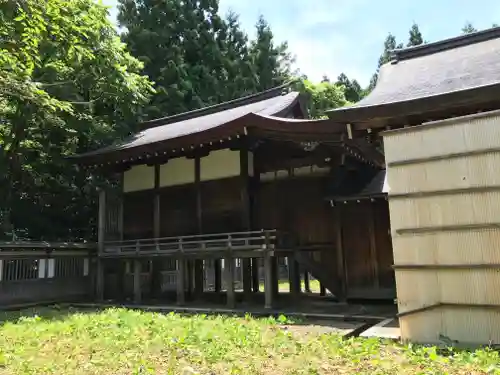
[0,307,499,374]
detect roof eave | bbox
[325,82,500,126]
[72,114,347,168]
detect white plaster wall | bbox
[123,165,154,192]
[83,259,89,276]
[47,259,55,278]
[200,149,241,181]
[38,259,46,278]
[160,157,195,187]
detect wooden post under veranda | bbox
[96,188,106,301]
[264,231,274,309]
[225,239,235,308]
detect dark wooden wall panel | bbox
[201,177,243,233]
[123,190,154,239]
[160,184,196,236]
[373,199,395,288]
[342,201,375,290]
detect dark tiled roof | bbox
[327,27,500,122]
[72,86,302,163]
[328,170,388,201]
[141,82,296,129]
[358,170,388,196]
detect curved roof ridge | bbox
[141,81,295,130]
[392,26,500,62]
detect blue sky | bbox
[102,0,500,86]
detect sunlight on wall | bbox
[159,157,195,187]
[201,149,240,181]
[123,165,154,192]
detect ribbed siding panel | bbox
[384,110,500,345]
[384,113,500,165]
[387,152,500,195]
[396,269,500,307]
[400,309,500,345]
[389,191,500,232]
[392,229,500,265]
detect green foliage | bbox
[0,0,153,240]
[0,307,499,374]
[250,15,294,92]
[296,80,349,119]
[118,2,293,118]
[407,23,424,47]
[335,73,363,103]
[462,22,478,34]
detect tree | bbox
[462,22,478,34]
[296,80,349,119]
[215,11,258,101]
[118,0,227,118]
[336,73,363,103]
[0,0,153,240]
[367,33,403,92]
[118,4,294,117]
[250,15,294,91]
[408,23,424,47]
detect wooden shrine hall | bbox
[73,83,394,309]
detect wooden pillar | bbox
[271,256,279,297]
[177,257,185,305]
[303,271,311,293]
[225,257,235,308]
[335,205,347,301]
[250,153,260,294]
[367,201,380,289]
[263,232,273,309]
[214,259,222,293]
[133,259,142,304]
[320,283,326,296]
[240,148,252,299]
[251,258,260,292]
[186,261,194,297]
[118,173,124,241]
[95,259,104,301]
[96,188,106,301]
[151,164,162,298]
[153,164,161,238]
[288,253,301,298]
[194,156,204,297]
[264,254,273,309]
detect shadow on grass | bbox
[0,305,100,325]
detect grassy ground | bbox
[0,307,499,374]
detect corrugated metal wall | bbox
[384,110,500,345]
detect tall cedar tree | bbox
[462,22,478,34]
[408,23,424,47]
[216,12,258,100]
[118,0,226,118]
[250,15,294,91]
[367,33,403,92]
[335,73,363,103]
[118,2,293,117]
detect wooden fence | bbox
[0,242,96,308]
